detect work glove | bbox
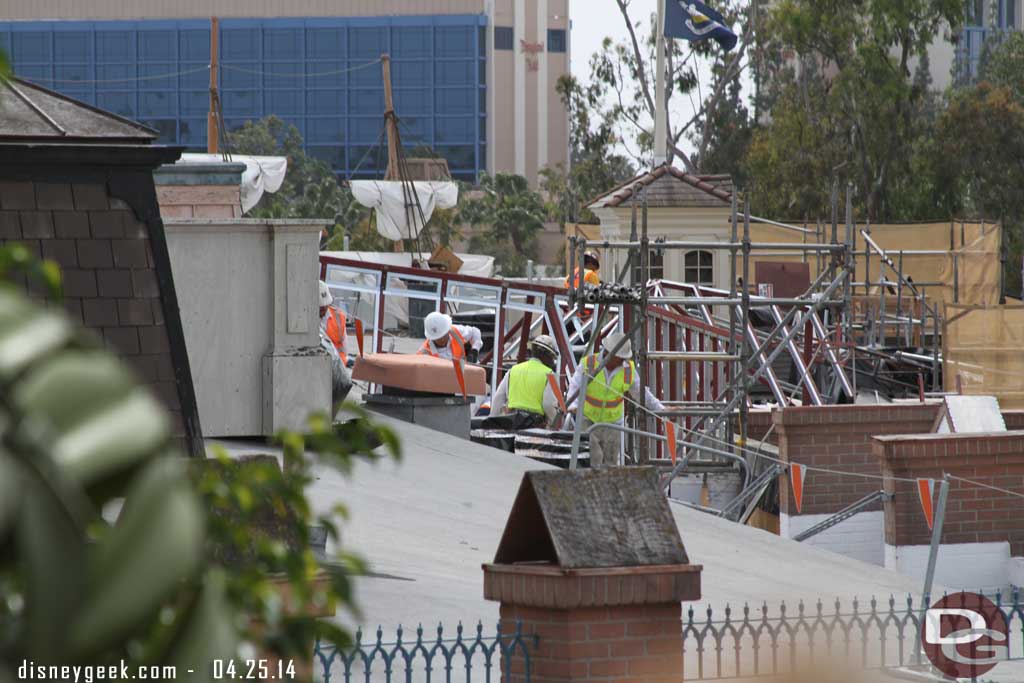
[466,348,480,363]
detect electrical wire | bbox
[948,475,1024,501]
[219,57,381,79]
[18,65,209,85]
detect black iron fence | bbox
[314,621,536,683]
[682,592,1024,680]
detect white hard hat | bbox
[530,334,558,357]
[319,280,333,307]
[602,332,633,359]
[424,311,453,341]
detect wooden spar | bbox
[207,17,219,154]
[382,53,401,181]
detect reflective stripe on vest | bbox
[582,355,634,423]
[419,326,466,360]
[507,358,552,415]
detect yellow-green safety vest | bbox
[507,358,552,415]
[583,355,634,424]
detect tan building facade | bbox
[0,0,569,185]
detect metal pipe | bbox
[645,352,740,361]
[651,296,844,306]
[918,476,950,649]
[567,235,577,305]
[748,215,815,234]
[729,194,738,448]
[585,422,750,474]
[584,240,843,252]
[638,185,650,464]
[740,197,751,449]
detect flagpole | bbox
[653,0,668,168]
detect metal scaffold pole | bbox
[740,195,751,450]
[637,186,651,464]
[729,192,739,451]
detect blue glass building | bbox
[0,16,487,182]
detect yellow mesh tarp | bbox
[739,221,1001,308]
[944,303,1024,409]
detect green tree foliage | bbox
[540,76,635,228]
[980,32,1024,104]
[460,173,546,276]
[0,246,399,677]
[0,49,10,81]
[565,1,753,172]
[930,82,1024,295]
[747,0,960,221]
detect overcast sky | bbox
[566,0,741,162]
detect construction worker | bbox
[566,332,664,468]
[318,281,352,408]
[565,250,601,290]
[490,335,561,429]
[320,281,348,365]
[419,311,483,362]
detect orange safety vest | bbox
[565,267,600,318]
[418,326,467,360]
[564,267,600,290]
[325,307,347,365]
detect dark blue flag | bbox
[664,0,738,51]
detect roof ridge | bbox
[588,163,732,209]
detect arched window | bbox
[631,249,665,282]
[684,250,714,285]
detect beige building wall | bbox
[1,0,570,184]
[487,0,570,185]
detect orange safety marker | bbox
[546,373,568,414]
[665,421,677,464]
[354,318,365,357]
[918,478,936,530]
[790,464,807,513]
[452,358,468,399]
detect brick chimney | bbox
[483,468,701,683]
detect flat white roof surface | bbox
[216,415,935,634]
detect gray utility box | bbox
[364,393,472,440]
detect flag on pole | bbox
[917,478,936,530]
[789,464,807,513]
[664,0,738,51]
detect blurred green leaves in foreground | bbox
[0,247,399,681]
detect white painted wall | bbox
[592,205,732,288]
[885,542,1012,593]
[781,511,885,566]
[166,218,331,437]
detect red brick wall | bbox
[747,409,776,445]
[499,604,683,683]
[157,184,242,219]
[873,432,1024,555]
[775,403,940,516]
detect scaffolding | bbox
[320,181,996,483]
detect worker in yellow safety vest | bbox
[566,332,665,468]
[418,311,484,362]
[490,335,560,428]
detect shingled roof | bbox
[0,78,158,143]
[588,163,733,209]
